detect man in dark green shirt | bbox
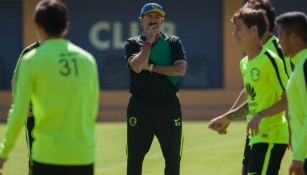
[125,3,187,175]
[0,1,99,175]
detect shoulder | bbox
[164,34,185,51]
[164,34,181,44]
[263,35,277,47]
[126,36,141,45]
[263,50,282,64]
[125,36,142,49]
[240,56,248,64]
[264,49,278,58]
[295,58,307,87]
[267,35,278,45]
[239,56,248,70]
[125,36,142,53]
[126,36,140,42]
[261,50,281,72]
[21,42,40,56]
[68,42,95,60]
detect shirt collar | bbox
[263,35,276,47]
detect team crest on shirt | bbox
[250,68,260,81]
[128,116,137,127]
[245,83,256,101]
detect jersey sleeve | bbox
[124,38,140,69]
[91,56,100,121]
[124,38,140,62]
[292,60,307,161]
[13,42,40,75]
[0,56,32,159]
[12,42,39,91]
[168,35,187,63]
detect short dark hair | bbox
[34,0,68,36]
[232,7,268,38]
[276,11,307,43]
[245,0,275,32]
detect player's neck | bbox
[153,32,161,43]
[41,36,62,43]
[261,32,272,45]
[245,42,262,60]
[39,27,67,43]
[292,43,307,57]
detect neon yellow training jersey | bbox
[286,48,307,161]
[240,48,288,145]
[0,39,99,165]
[263,35,292,78]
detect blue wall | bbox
[1,0,306,90]
[0,1,22,89]
[272,0,307,15]
[65,0,223,89]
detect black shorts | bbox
[26,116,35,153]
[305,159,307,174]
[31,161,94,175]
[242,138,287,175]
[26,116,35,175]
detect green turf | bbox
[0,121,291,175]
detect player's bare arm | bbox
[144,60,187,76]
[229,88,246,110]
[128,25,158,73]
[248,92,287,135]
[128,44,151,73]
[289,160,305,175]
[227,101,249,120]
[208,114,231,135]
[208,94,249,134]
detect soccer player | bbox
[124,3,187,175]
[237,1,292,174]
[0,0,99,175]
[209,0,292,173]
[276,11,307,175]
[208,0,292,133]
[210,7,289,175]
[226,0,292,122]
[12,41,40,175]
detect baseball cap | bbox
[140,3,166,17]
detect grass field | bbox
[0,121,291,175]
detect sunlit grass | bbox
[0,121,291,175]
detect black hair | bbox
[34,0,68,36]
[232,7,269,38]
[276,11,307,43]
[245,0,275,32]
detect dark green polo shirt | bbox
[125,34,187,101]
